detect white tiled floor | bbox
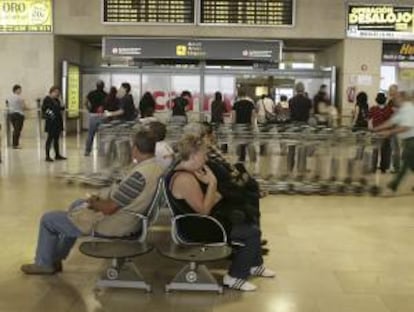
[1,121,414,312]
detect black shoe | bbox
[261,247,270,256]
[45,157,54,162]
[54,261,63,273]
[261,239,268,246]
[55,156,67,161]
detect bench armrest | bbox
[90,210,149,243]
[171,214,228,247]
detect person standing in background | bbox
[352,92,369,130]
[171,90,192,124]
[103,86,120,114]
[275,95,290,123]
[106,83,137,121]
[84,81,107,156]
[256,94,275,124]
[232,89,256,162]
[7,84,27,149]
[388,84,401,173]
[139,92,156,118]
[211,91,228,153]
[368,92,393,173]
[42,86,66,162]
[313,84,329,115]
[289,82,312,123]
[211,91,226,124]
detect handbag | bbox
[67,199,104,234]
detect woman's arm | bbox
[172,170,221,215]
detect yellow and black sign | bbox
[347,5,414,40]
[0,0,52,33]
[67,65,80,119]
[383,42,414,62]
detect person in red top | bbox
[368,92,393,173]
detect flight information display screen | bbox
[103,0,195,24]
[200,0,294,25]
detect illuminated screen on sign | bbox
[103,0,195,24]
[0,0,52,32]
[200,0,294,26]
[67,65,80,119]
[347,5,414,40]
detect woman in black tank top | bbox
[169,135,275,291]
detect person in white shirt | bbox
[256,94,275,124]
[374,90,414,195]
[148,121,174,169]
[6,85,27,149]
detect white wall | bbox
[0,35,54,109]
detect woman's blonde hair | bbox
[176,134,205,161]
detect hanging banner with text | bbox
[347,5,414,40]
[103,37,282,63]
[0,0,52,33]
[67,65,80,119]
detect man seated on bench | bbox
[168,135,275,292]
[21,130,164,275]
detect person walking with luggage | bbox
[6,84,27,149]
[42,86,66,162]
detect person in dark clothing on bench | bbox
[168,135,275,292]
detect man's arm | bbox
[90,171,147,215]
[378,126,409,138]
[88,198,119,215]
[373,119,395,132]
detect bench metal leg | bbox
[165,262,223,294]
[96,258,152,292]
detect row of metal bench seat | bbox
[79,175,232,294]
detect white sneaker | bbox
[250,265,276,278]
[223,274,257,292]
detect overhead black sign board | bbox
[200,0,294,26]
[383,42,414,62]
[347,5,414,40]
[103,37,282,63]
[102,0,195,24]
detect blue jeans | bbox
[35,209,83,268]
[85,114,103,154]
[229,224,263,279]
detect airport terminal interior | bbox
[1,0,414,311]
